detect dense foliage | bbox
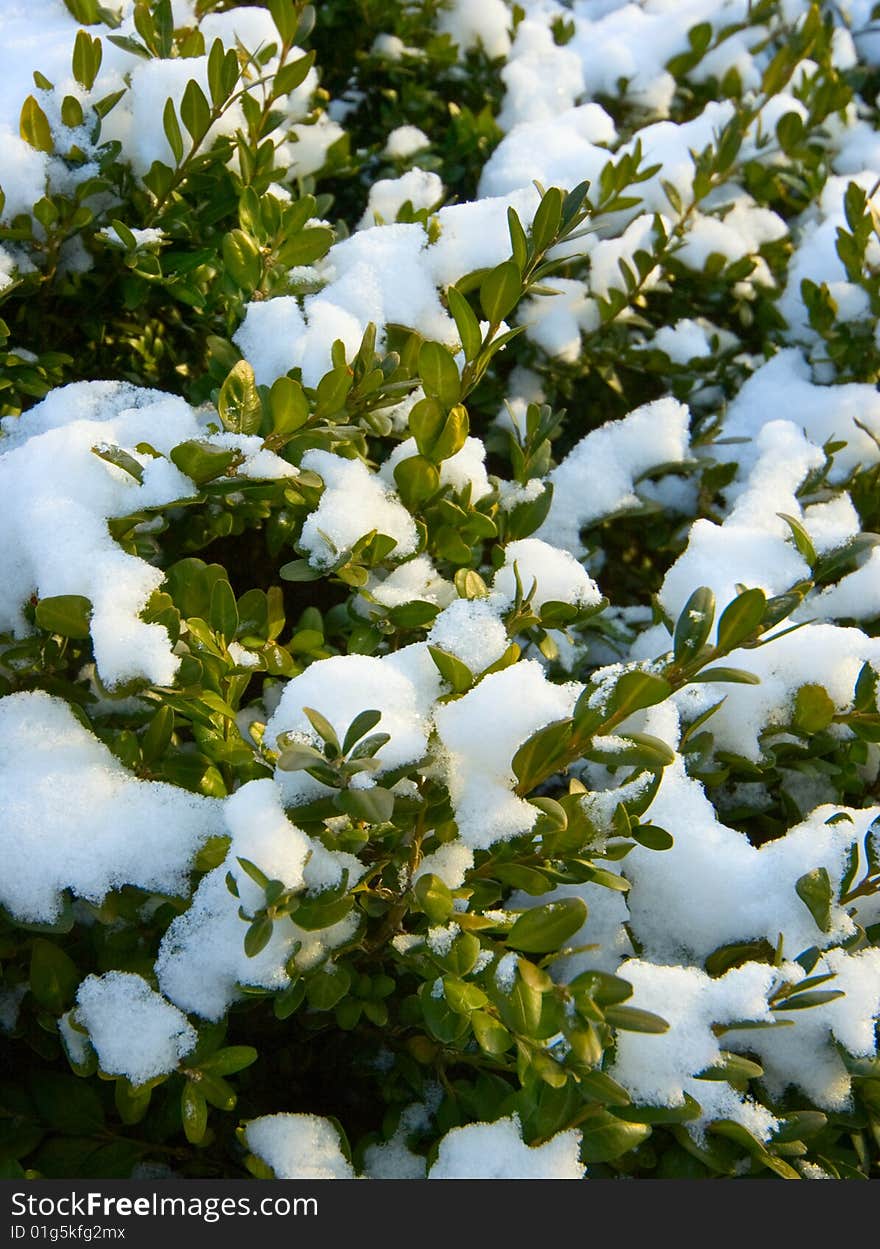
[2,0,880,1180]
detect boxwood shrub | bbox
[1,0,880,1180]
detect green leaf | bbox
[705,939,776,978]
[585,732,675,770]
[793,684,836,734]
[291,892,354,932]
[419,340,461,408]
[631,824,673,851]
[197,1073,236,1112]
[181,1083,207,1144]
[91,443,144,482]
[607,670,672,719]
[494,863,551,895]
[20,96,53,152]
[274,977,306,1020]
[218,360,262,435]
[314,363,353,418]
[35,595,92,639]
[269,375,309,434]
[471,1010,512,1054]
[447,285,482,361]
[61,95,84,127]
[209,578,238,642]
[531,186,564,253]
[142,705,175,765]
[244,916,274,958]
[673,586,715,663]
[394,454,441,509]
[617,1096,702,1126]
[775,989,846,1012]
[480,259,522,324]
[409,396,445,454]
[795,867,833,933]
[29,939,79,1014]
[696,1051,763,1083]
[431,405,469,462]
[338,786,395,824]
[342,709,382,755]
[512,719,572,792]
[427,644,473,694]
[388,600,440,629]
[280,558,322,582]
[222,230,262,293]
[414,872,454,924]
[276,742,325,772]
[569,970,633,1006]
[507,206,528,269]
[162,98,183,164]
[506,481,553,541]
[306,964,351,1011]
[171,440,239,484]
[575,1069,632,1106]
[276,225,333,267]
[274,51,316,97]
[443,976,488,1014]
[302,705,339,751]
[268,0,298,42]
[778,512,817,566]
[115,1079,152,1125]
[506,898,587,953]
[579,1112,651,1162]
[716,587,767,652]
[690,666,760,685]
[603,1004,669,1033]
[180,78,210,141]
[72,30,102,91]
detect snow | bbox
[3,0,880,1179]
[74,972,196,1086]
[381,435,492,502]
[359,168,444,229]
[357,556,455,615]
[0,131,49,223]
[298,449,420,569]
[726,947,880,1111]
[0,691,220,923]
[481,103,615,198]
[674,623,880,762]
[434,661,580,848]
[536,397,691,553]
[265,649,440,783]
[156,780,363,1019]
[428,1116,584,1179]
[245,1114,356,1179]
[0,380,295,687]
[383,125,431,159]
[435,0,512,61]
[427,598,510,672]
[625,762,876,963]
[413,840,474,890]
[609,959,780,1139]
[652,319,714,363]
[718,350,880,482]
[658,419,825,622]
[493,538,602,610]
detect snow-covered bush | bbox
[2,0,880,1181]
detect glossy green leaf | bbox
[673,586,715,663]
[507,898,587,953]
[35,595,92,639]
[480,259,522,324]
